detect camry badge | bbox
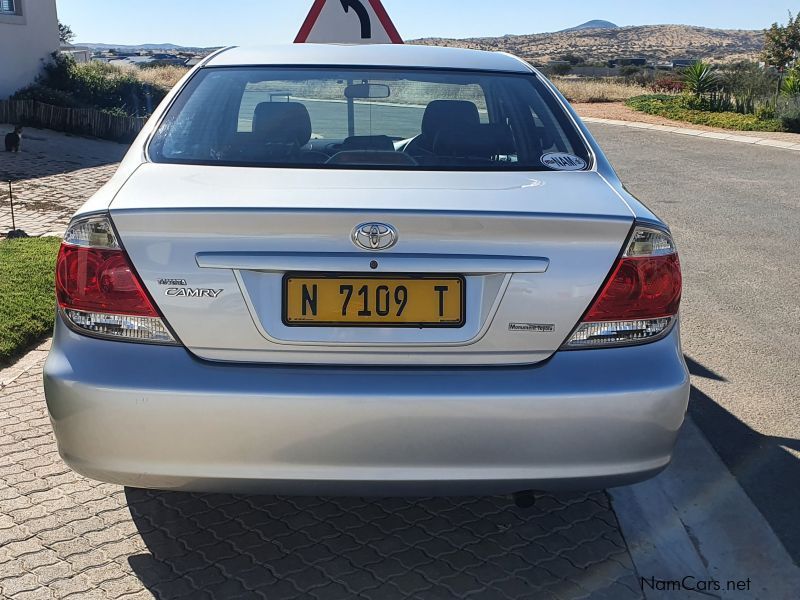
[166,288,223,299]
[352,222,398,252]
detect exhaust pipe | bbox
[513,490,537,509]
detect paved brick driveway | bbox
[0,126,126,237]
[0,347,642,599]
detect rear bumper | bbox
[44,316,689,495]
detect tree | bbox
[549,63,572,76]
[620,65,642,79]
[59,22,75,45]
[762,12,800,72]
[559,53,585,66]
[761,12,800,104]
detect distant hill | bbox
[411,24,764,64]
[561,20,619,32]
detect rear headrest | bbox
[252,102,312,146]
[421,100,480,138]
[433,124,517,158]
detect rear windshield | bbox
[148,67,591,171]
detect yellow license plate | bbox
[283,275,465,327]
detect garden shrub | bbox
[717,61,779,114]
[755,105,776,120]
[779,100,800,132]
[651,74,685,94]
[10,53,168,118]
[626,94,786,132]
[782,69,800,98]
[11,83,80,108]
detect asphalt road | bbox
[588,123,800,562]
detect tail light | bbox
[56,214,177,345]
[564,225,682,349]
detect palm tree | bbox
[682,61,718,96]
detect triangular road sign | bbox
[295,0,403,44]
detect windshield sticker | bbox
[541,153,587,171]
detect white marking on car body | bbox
[541,153,587,171]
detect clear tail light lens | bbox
[56,215,177,345]
[564,225,682,349]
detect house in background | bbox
[0,0,60,99]
[60,43,92,64]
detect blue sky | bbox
[57,0,796,47]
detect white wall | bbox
[0,0,60,99]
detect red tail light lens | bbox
[584,254,682,322]
[56,215,177,345]
[565,225,682,348]
[56,246,159,316]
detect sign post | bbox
[295,0,403,44]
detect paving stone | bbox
[32,560,77,585]
[0,572,46,597]
[9,589,57,600]
[46,574,94,596]
[62,589,109,600]
[101,574,158,598]
[18,547,61,571]
[81,562,129,587]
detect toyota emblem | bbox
[352,223,398,251]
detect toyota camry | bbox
[44,44,689,495]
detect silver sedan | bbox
[44,44,689,495]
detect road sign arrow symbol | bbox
[295,0,402,44]
[340,0,372,39]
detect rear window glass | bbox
[149,67,591,171]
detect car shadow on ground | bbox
[124,489,643,599]
[685,355,800,564]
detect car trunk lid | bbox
[109,164,633,365]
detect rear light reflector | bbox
[564,225,682,349]
[566,318,673,348]
[56,214,177,345]
[62,309,176,344]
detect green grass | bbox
[626,94,786,132]
[0,238,61,367]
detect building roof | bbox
[108,56,154,66]
[205,44,532,73]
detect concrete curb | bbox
[611,417,800,600]
[582,117,800,152]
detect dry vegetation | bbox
[127,65,189,91]
[551,77,647,103]
[411,25,764,64]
